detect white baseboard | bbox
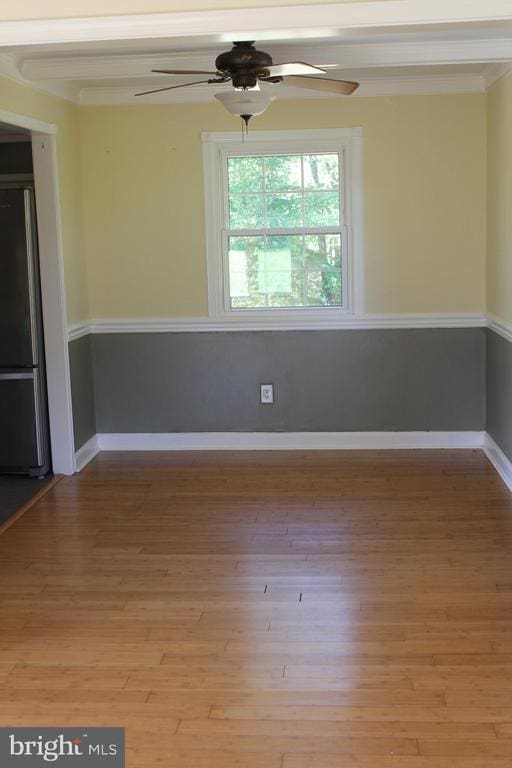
[73,431,512,497]
[73,430,512,498]
[483,434,512,493]
[96,431,485,452]
[74,434,100,472]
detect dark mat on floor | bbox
[0,475,52,527]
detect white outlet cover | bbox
[260,383,274,404]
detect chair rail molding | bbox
[487,313,512,344]
[68,313,487,339]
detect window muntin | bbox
[225,152,344,311]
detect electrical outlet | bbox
[260,383,274,404]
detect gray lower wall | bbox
[75,328,486,434]
[486,328,512,462]
[69,334,96,450]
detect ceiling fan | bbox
[135,41,359,126]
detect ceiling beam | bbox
[2,1,512,48]
[20,39,512,82]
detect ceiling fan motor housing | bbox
[215,41,273,89]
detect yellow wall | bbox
[0,78,488,323]
[0,76,88,324]
[0,0,373,19]
[487,72,512,325]
[80,93,486,318]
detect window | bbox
[203,129,363,326]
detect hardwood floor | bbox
[1,449,512,766]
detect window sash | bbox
[223,150,345,311]
[223,150,345,232]
[226,227,344,241]
[221,225,348,313]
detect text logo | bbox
[0,729,124,767]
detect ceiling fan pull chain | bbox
[241,114,251,141]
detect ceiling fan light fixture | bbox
[214,89,274,119]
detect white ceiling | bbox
[1,14,512,105]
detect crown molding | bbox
[0,52,78,104]
[2,2,512,48]
[79,74,485,105]
[67,313,486,339]
[485,62,512,88]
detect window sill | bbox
[209,308,355,330]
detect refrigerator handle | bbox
[32,367,44,467]
[0,372,34,380]
[24,188,39,367]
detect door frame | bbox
[0,108,75,475]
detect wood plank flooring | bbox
[1,449,512,766]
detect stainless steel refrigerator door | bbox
[0,371,43,470]
[0,187,39,367]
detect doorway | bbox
[0,108,75,476]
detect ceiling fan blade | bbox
[135,79,213,96]
[266,62,326,77]
[284,75,359,95]
[151,69,219,75]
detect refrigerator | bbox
[0,184,51,476]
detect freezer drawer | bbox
[0,372,43,470]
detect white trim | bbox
[68,322,92,342]
[0,107,56,136]
[0,53,78,104]
[78,75,487,106]
[31,132,76,476]
[75,434,100,472]
[205,127,366,144]
[72,431,512,498]
[67,313,486,338]
[20,40,512,84]
[484,434,512,493]
[96,430,485,452]
[487,313,512,344]
[0,112,77,476]
[70,431,512,498]
[352,75,485,97]
[2,2,512,47]
[203,127,362,322]
[484,63,512,89]
[350,128,364,315]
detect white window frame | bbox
[202,128,363,328]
